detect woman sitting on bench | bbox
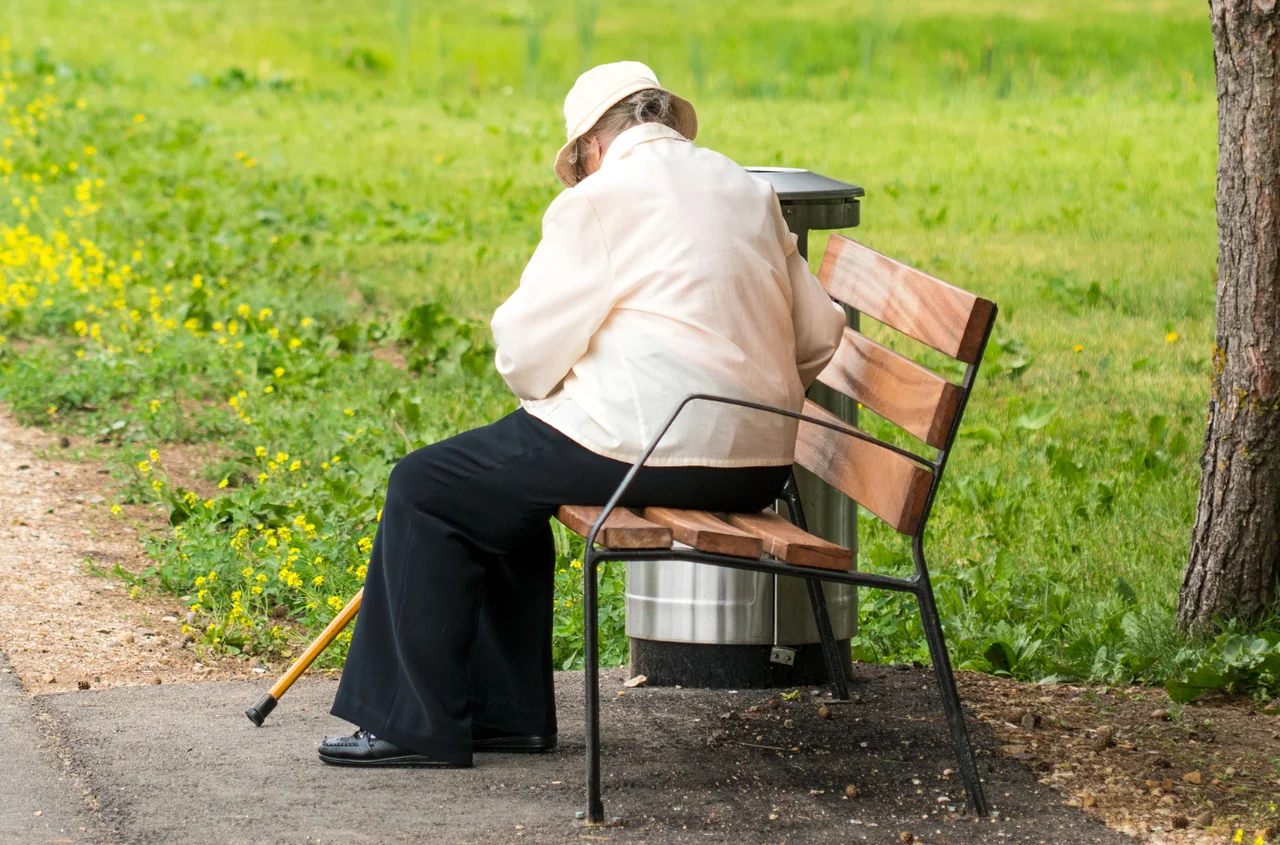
[320,61,846,768]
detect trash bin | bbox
[626,167,865,688]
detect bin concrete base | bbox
[629,637,850,689]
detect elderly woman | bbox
[321,62,845,768]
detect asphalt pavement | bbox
[4,664,1134,845]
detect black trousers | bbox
[331,408,789,765]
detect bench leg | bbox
[804,578,850,700]
[583,549,607,825]
[914,561,989,816]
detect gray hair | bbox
[567,88,678,180]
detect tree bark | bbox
[1178,0,1280,631]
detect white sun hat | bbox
[554,60,698,188]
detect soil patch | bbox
[0,409,253,693]
[960,673,1279,844]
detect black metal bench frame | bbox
[579,302,996,824]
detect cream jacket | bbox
[491,123,846,467]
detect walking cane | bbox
[245,588,362,726]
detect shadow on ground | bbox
[33,665,1130,844]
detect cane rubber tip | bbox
[246,693,277,727]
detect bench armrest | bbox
[584,392,926,553]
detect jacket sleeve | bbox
[788,245,847,388]
[769,195,846,389]
[491,190,615,401]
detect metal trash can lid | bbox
[746,167,863,236]
[745,167,865,202]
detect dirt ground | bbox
[0,410,253,692]
[1,407,1276,843]
[958,673,1279,844]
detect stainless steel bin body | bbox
[626,168,865,687]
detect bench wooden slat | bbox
[795,400,934,535]
[818,234,996,364]
[642,508,764,558]
[726,510,853,571]
[555,505,673,550]
[816,326,964,449]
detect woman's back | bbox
[491,122,845,467]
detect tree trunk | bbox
[1177,0,1280,632]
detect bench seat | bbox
[555,505,853,571]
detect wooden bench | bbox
[558,233,997,824]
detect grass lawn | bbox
[5,0,1272,697]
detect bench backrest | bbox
[794,234,997,537]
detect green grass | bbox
[2,0,1275,697]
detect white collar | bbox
[600,122,689,170]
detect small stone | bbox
[1181,771,1201,785]
[33,810,42,817]
[1090,727,1115,751]
[42,673,55,684]
[1144,779,1161,789]
[622,674,647,688]
[149,676,161,685]
[514,824,524,831]
[768,813,778,821]
[1020,712,1037,730]
[844,784,859,798]
[184,612,196,625]
[161,616,178,624]
[1082,795,1097,808]
[77,680,90,690]
[817,704,832,720]
[114,631,134,644]
[1194,811,1214,827]
[809,789,824,796]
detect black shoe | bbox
[318,729,469,768]
[472,725,558,754]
